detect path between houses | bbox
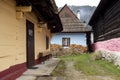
[16,58,115,80]
[16,58,65,80]
[65,61,115,80]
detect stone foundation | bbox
[96,50,120,67]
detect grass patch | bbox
[52,54,120,79]
[60,54,120,78]
[51,60,66,77]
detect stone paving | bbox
[16,58,63,80]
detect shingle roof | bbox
[59,5,91,33]
[61,18,90,32]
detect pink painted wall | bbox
[94,38,120,52]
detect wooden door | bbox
[26,20,35,68]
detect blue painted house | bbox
[51,5,91,48]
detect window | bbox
[62,38,70,47]
[46,36,49,49]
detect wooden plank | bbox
[16,6,32,12]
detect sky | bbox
[55,0,101,7]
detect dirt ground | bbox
[65,61,115,80]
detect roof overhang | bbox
[89,0,118,26]
[16,0,63,33]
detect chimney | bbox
[77,10,80,19]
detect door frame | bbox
[26,20,35,68]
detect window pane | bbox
[62,38,70,47]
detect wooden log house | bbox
[0,0,62,80]
[89,0,120,65]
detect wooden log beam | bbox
[16,11,23,19]
[38,22,47,28]
[16,6,32,12]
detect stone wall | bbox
[96,50,120,67]
[94,38,120,67]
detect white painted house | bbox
[51,5,91,48]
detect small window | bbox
[62,38,70,47]
[46,36,49,49]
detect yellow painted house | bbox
[0,0,62,80]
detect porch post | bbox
[86,31,93,52]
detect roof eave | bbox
[89,0,118,26]
[16,0,63,33]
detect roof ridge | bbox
[59,4,80,20]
